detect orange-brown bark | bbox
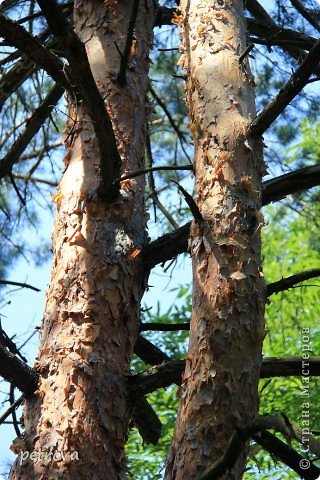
[165,1,266,479]
[9,1,154,479]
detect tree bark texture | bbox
[165,1,266,479]
[9,1,154,479]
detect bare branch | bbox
[0,58,36,109]
[201,426,320,480]
[146,132,179,229]
[36,0,121,200]
[9,384,21,437]
[289,0,320,33]
[246,0,320,75]
[246,17,316,51]
[0,343,38,395]
[130,360,185,397]
[0,395,24,427]
[141,322,190,331]
[0,279,40,291]
[131,397,162,445]
[143,165,320,269]
[200,424,263,480]
[257,414,320,458]
[11,172,58,187]
[0,325,27,362]
[0,12,71,90]
[0,23,69,109]
[267,269,320,296]
[118,164,192,183]
[142,221,190,271]
[16,141,63,162]
[263,164,320,204]
[252,430,320,480]
[133,335,170,365]
[129,356,320,397]
[261,356,320,377]
[149,84,191,162]
[9,172,26,205]
[249,39,320,136]
[171,180,202,221]
[0,83,64,179]
[117,0,140,86]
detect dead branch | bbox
[0,58,36,109]
[263,164,320,204]
[0,395,24,427]
[289,0,320,33]
[0,343,38,395]
[118,164,192,183]
[134,335,170,365]
[146,132,179,229]
[142,221,190,271]
[200,425,320,480]
[252,430,320,480]
[0,279,40,291]
[129,356,320,397]
[11,173,58,187]
[0,83,64,178]
[0,325,27,362]
[117,0,140,86]
[257,414,320,458]
[0,13,71,91]
[143,164,320,269]
[36,0,122,200]
[246,0,320,76]
[246,17,316,51]
[131,397,162,445]
[141,322,190,331]
[267,269,320,296]
[149,85,191,162]
[249,39,320,136]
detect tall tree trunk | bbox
[165,1,266,479]
[10,1,154,479]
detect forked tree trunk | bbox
[10,2,154,479]
[165,1,265,479]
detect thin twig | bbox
[117,164,193,183]
[0,279,40,292]
[11,173,58,187]
[9,173,26,206]
[149,84,192,163]
[289,0,320,33]
[146,132,179,229]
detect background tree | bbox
[0,0,320,479]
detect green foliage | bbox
[242,202,320,477]
[126,286,191,479]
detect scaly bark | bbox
[9,1,154,479]
[165,1,266,479]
